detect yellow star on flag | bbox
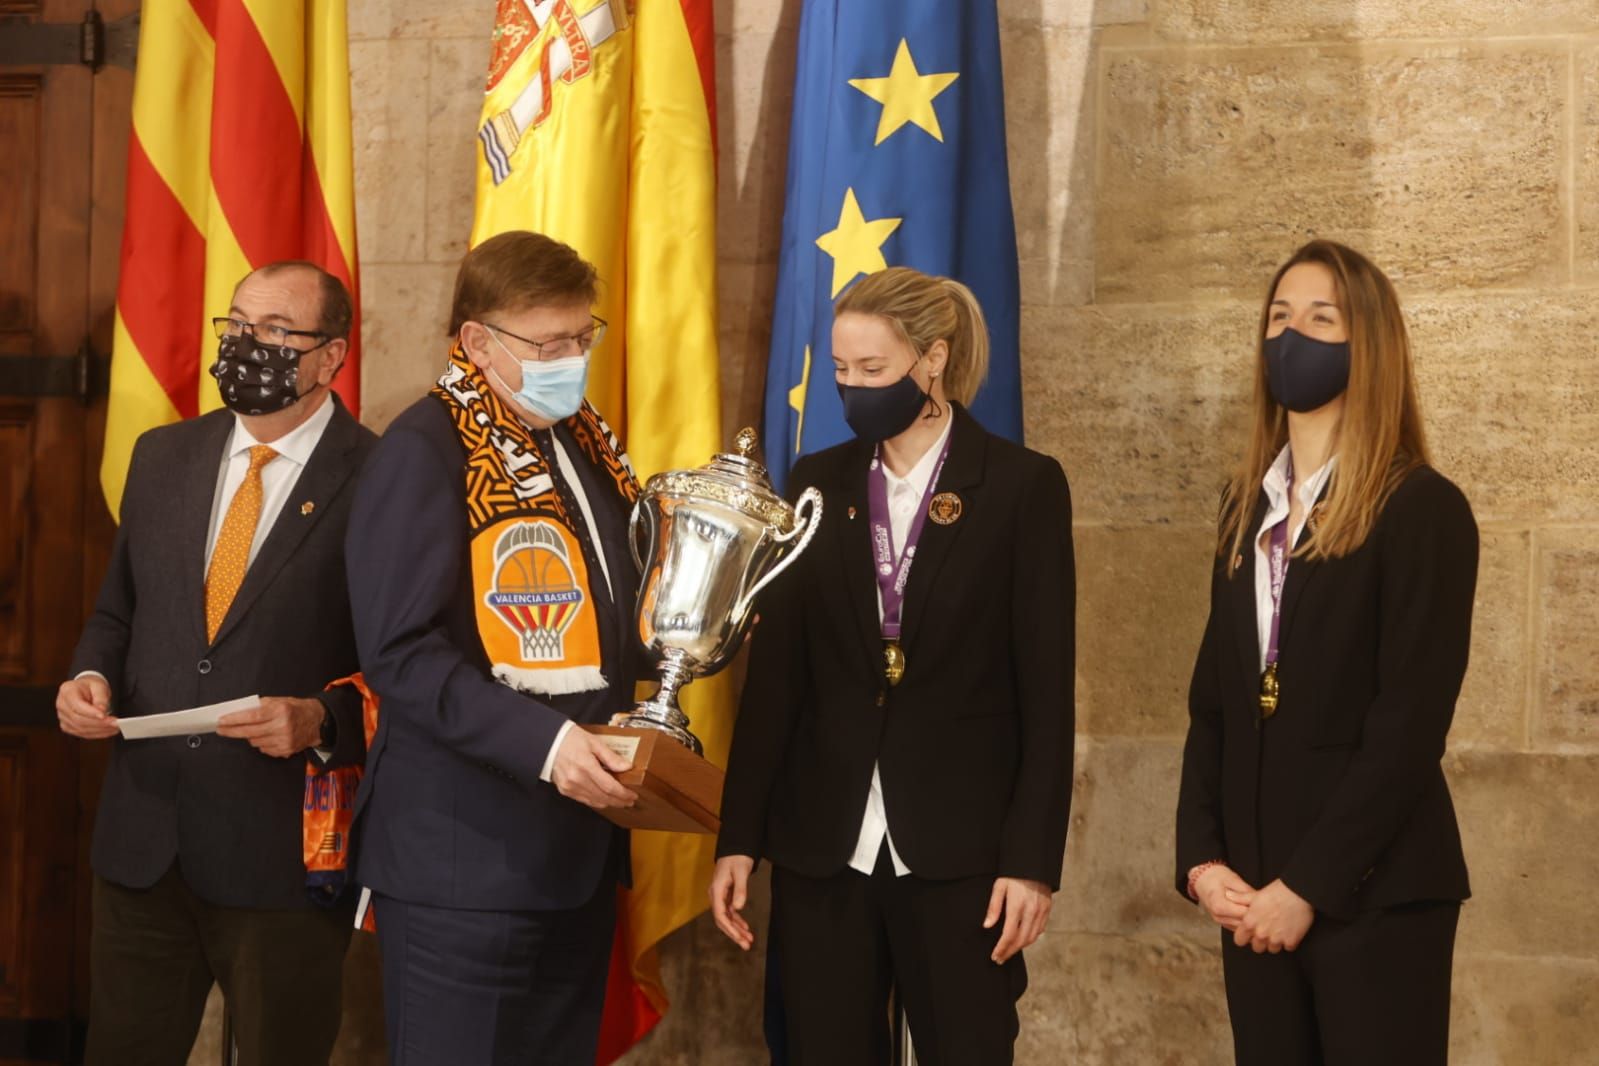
[815,188,902,297]
[848,39,959,146]
[788,345,812,455]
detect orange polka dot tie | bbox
[205,444,278,642]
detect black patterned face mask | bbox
[209,334,320,415]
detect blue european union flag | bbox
[762,0,1023,492]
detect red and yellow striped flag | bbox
[103,0,360,517]
[470,0,722,1060]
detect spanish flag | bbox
[470,0,722,1060]
[103,0,360,517]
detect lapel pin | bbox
[1308,503,1325,533]
[928,492,962,526]
[300,501,316,516]
[848,506,857,520]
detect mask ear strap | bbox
[467,322,506,366]
[482,324,511,360]
[923,368,943,420]
[483,360,517,398]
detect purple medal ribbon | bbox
[1264,459,1295,669]
[1257,458,1296,720]
[867,433,952,640]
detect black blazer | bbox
[70,397,375,909]
[717,406,1076,888]
[345,396,642,911]
[1175,465,1478,921]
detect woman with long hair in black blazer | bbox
[1176,239,1477,1065]
[708,266,1075,1065]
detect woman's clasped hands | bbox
[1193,864,1315,954]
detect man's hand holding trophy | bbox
[586,427,821,832]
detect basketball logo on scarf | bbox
[434,344,638,697]
[485,520,586,662]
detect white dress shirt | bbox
[204,396,336,570]
[846,411,954,877]
[1252,446,1337,671]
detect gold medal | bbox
[1258,663,1280,719]
[884,641,906,686]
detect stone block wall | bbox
[185,1,1599,1062]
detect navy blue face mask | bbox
[1263,328,1350,413]
[837,370,928,442]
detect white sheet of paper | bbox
[117,695,261,740]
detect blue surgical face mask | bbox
[485,330,590,421]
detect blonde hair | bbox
[1220,240,1431,576]
[834,266,991,404]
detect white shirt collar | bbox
[1262,444,1337,512]
[882,410,955,497]
[228,393,336,468]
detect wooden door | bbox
[0,2,135,1063]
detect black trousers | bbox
[373,878,616,1066]
[769,849,1027,1066]
[85,865,353,1066]
[1222,900,1461,1066]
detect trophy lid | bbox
[642,427,798,533]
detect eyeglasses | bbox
[212,317,329,348]
[484,317,607,361]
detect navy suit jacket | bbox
[346,395,642,911]
[717,406,1077,889]
[1175,465,1477,921]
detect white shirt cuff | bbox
[540,720,576,783]
[74,670,109,685]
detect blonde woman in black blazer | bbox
[710,267,1075,1066]
[1176,240,1477,1065]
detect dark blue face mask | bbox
[1264,328,1350,413]
[837,369,928,442]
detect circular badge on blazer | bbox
[928,492,962,525]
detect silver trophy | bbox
[614,428,823,754]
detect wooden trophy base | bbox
[584,725,723,834]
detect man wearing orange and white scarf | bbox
[345,231,645,1065]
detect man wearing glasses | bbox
[345,231,646,1064]
[55,260,375,1065]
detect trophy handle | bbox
[732,487,823,623]
[629,498,654,573]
